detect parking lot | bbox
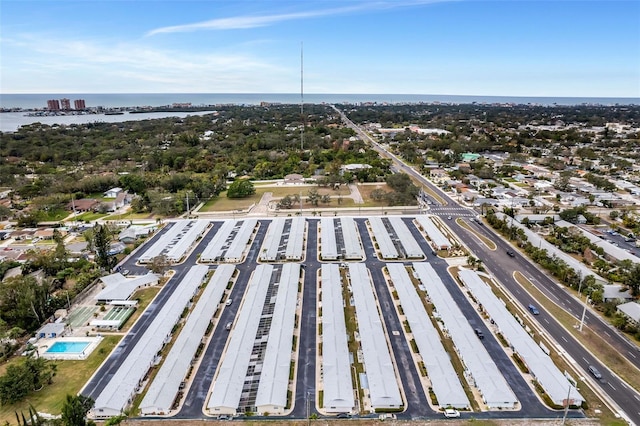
[83,216,580,422]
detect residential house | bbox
[68,198,100,213]
[617,302,640,327]
[104,187,123,198]
[602,285,634,303]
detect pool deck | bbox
[38,336,103,360]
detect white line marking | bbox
[561,336,568,343]
[628,351,637,359]
[608,382,616,391]
[582,357,589,363]
[634,395,640,401]
[544,318,550,324]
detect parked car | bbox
[528,304,540,315]
[225,298,233,306]
[474,328,484,339]
[444,408,460,418]
[506,250,516,257]
[225,322,232,331]
[588,365,602,379]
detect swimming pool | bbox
[45,341,91,354]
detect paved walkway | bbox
[349,184,364,204]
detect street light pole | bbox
[561,384,577,425]
[579,297,589,332]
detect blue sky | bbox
[1,0,639,97]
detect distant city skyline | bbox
[1,0,639,97]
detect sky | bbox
[1,0,639,97]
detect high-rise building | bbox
[60,98,71,110]
[47,99,61,110]
[74,99,86,110]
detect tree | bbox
[149,255,170,275]
[61,394,95,426]
[307,189,319,207]
[0,275,54,332]
[277,195,293,209]
[226,179,255,199]
[370,189,387,202]
[93,225,115,272]
[0,355,56,405]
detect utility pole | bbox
[300,41,304,151]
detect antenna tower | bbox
[300,42,304,151]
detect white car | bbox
[444,408,460,418]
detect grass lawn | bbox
[105,212,156,221]
[0,335,121,424]
[201,190,262,211]
[121,286,161,332]
[201,186,355,212]
[39,209,70,222]
[72,212,109,222]
[356,184,390,208]
[456,218,497,250]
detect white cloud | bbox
[146,0,447,36]
[2,34,293,93]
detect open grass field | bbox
[73,212,109,222]
[355,183,389,207]
[201,185,354,212]
[105,212,156,221]
[0,335,122,424]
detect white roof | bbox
[92,265,209,417]
[348,263,403,409]
[141,265,235,415]
[498,214,606,283]
[618,302,640,322]
[200,220,237,262]
[99,272,126,286]
[165,220,209,263]
[413,263,517,408]
[340,217,364,260]
[321,264,354,412]
[602,285,633,301]
[459,269,584,407]
[387,263,469,408]
[555,220,638,263]
[415,216,451,249]
[95,273,158,302]
[138,220,191,263]
[224,219,257,262]
[90,320,122,328]
[207,265,273,413]
[260,218,286,261]
[255,263,300,410]
[285,217,305,260]
[320,218,339,260]
[369,217,399,260]
[388,216,424,259]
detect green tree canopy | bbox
[226,179,255,199]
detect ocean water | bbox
[2,93,638,110]
[2,93,638,133]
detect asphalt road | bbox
[333,105,640,425]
